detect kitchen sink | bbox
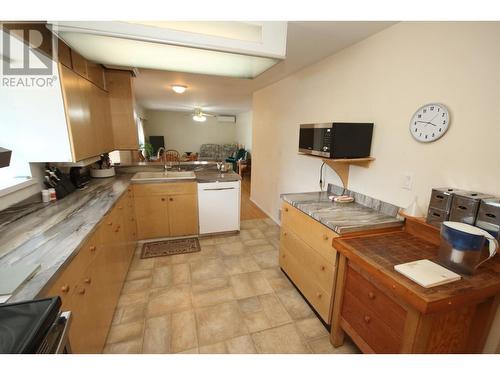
[131,171,196,182]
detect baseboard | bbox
[249,196,281,226]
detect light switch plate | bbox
[402,173,413,190]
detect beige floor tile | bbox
[172,263,191,285]
[241,310,272,333]
[276,288,315,320]
[258,293,292,327]
[171,309,198,353]
[191,276,230,293]
[230,272,274,299]
[247,244,276,254]
[147,284,192,317]
[122,277,152,294]
[251,250,279,269]
[243,238,271,248]
[129,257,155,271]
[111,307,124,326]
[214,234,241,244]
[252,323,310,354]
[142,314,171,353]
[249,228,266,239]
[199,342,227,354]
[216,241,246,257]
[190,258,228,283]
[226,335,257,354]
[238,229,254,241]
[307,336,360,354]
[269,237,280,249]
[260,268,293,291]
[103,339,143,354]
[198,237,216,246]
[120,303,147,325]
[195,301,248,346]
[106,320,144,345]
[117,290,149,308]
[151,266,172,289]
[222,255,260,275]
[154,256,172,268]
[295,317,329,341]
[126,269,153,281]
[192,285,235,308]
[237,296,262,314]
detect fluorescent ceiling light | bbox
[59,32,279,79]
[171,85,187,94]
[192,114,207,122]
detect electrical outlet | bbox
[402,173,413,190]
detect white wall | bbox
[235,111,253,151]
[144,110,237,154]
[252,21,500,354]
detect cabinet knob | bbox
[320,265,326,271]
[316,292,322,299]
[169,197,174,201]
[322,234,329,241]
[368,292,375,300]
[61,285,70,293]
[161,198,165,201]
[108,222,113,226]
[364,315,371,323]
[89,245,96,252]
[283,232,287,236]
[284,207,289,212]
[84,277,91,284]
[127,188,132,192]
[78,287,86,295]
[115,225,121,232]
[281,254,286,258]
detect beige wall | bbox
[252,21,500,354]
[236,111,253,151]
[144,110,237,154]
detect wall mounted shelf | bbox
[300,154,375,188]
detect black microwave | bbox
[298,122,374,159]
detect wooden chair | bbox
[164,150,180,162]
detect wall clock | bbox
[409,103,450,142]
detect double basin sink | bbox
[131,171,196,183]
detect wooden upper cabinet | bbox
[105,69,139,150]
[58,40,72,69]
[70,49,88,79]
[86,62,106,91]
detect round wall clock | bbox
[409,103,450,142]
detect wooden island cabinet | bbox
[330,217,500,353]
[42,189,136,353]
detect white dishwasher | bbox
[197,180,241,234]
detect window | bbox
[137,116,145,146]
[0,150,33,191]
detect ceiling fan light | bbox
[193,114,207,122]
[171,85,187,94]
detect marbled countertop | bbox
[194,168,241,183]
[0,174,131,302]
[281,191,403,234]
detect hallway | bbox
[240,177,268,221]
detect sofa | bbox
[199,144,238,161]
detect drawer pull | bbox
[115,225,121,232]
[368,292,375,300]
[89,245,96,252]
[364,315,371,323]
[322,234,329,241]
[84,277,91,284]
[61,285,70,293]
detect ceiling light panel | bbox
[60,32,278,79]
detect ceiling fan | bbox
[192,108,216,122]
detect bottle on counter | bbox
[41,189,50,203]
[48,188,57,202]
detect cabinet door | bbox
[60,65,94,161]
[98,87,114,153]
[71,49,88,79]
[86,62,106,90]
[168,194,198,236]
[105,70,138,150]
[134,195,169,239]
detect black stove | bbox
[0,297,70,354]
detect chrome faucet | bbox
[156,147,167,171]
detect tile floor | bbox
[103,218,360,354]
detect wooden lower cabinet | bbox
[279,202,338,323]
[133,182,198,240]
[42,190,137,353]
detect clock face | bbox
[409,103,450,142]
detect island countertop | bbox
[0,174,132,302]
[281,188,403,234]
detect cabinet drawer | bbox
[281,202,337,264]
[279,245,332,322]
[280,227,335,292]
[341,289,403,353]
[344,265,406,334]
[133,182,197,197]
